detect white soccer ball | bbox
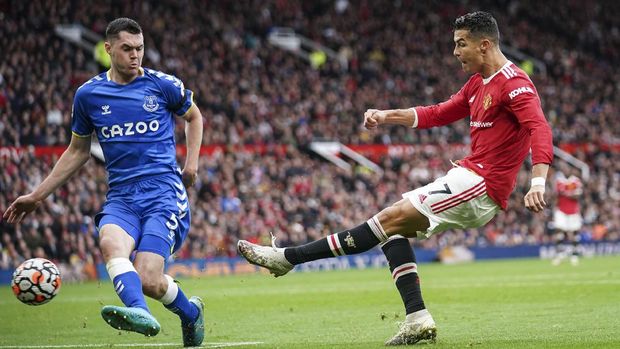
[11,258,62,305]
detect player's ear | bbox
[104,41,112,55]
[479,38,492,54]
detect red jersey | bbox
[556,175,582,214]
[414,61,553,209]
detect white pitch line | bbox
[205,343,263,348]
[0,342,263,349]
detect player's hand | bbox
[181,167,198,188]
[524,185,546,213]
[3,194,41,224]
[364,109,387,130]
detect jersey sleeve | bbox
[414,79,471,129]
[502,76,553,165]
[70,88,94,138]
[159,74,194,116]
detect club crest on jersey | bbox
[143,95,159,112]
[483,94,492,110]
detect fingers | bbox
[2,205,12,220]
[182,172,197,188]
[4,196,40,224]
[3,204,16,223]
[16,211,26,224]
[364,109,378,129]
[525,195,538,212]
[537,191,547,207]
[524,189,546,213]
[364,109,382,128]
[364,118,376,129]
[365,109,378,116]
[4,206,23,224]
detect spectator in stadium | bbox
[3,18,205,347]
[238,11,553,346]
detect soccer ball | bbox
[11,258,62,305]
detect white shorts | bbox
[402,166,500,239]
[553,210,582,232]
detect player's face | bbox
[106,31,144,78]
[453,30,484,74]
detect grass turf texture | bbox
[1,256,619,348]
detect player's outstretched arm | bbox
[363,108,417,130]
[180,103,203,188]
[3,134,91,224]
[364,88,470,130]
[524,163,550,213]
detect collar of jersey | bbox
[482,60,513,85]
[106,67,145,84]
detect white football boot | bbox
[385,309,437,346]
[237,233,294,277]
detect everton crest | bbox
[143,95,159,112]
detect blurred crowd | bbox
[2,146,618,270]
[1,0,619,270]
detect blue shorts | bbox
[95,173,190,259]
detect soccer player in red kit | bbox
[552,170,583,265]
[238,11,553,345]
[554,171,583,232]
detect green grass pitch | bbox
[1,256,619,348]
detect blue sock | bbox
[160,275,199,324]
[107,258,150,312]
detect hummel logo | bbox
[101,105,111,115]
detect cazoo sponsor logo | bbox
[100,120,160,138]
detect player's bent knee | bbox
[134,253,167,298]
[136,268,167,298]
[99,236,126,260]
[141,279,167,299]
[99,224,135,259]
[376,205,400,228]
[377,199,429,237]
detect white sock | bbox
[105,258,136,279]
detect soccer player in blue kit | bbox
[3,18,205,346]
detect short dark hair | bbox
[105,18,142,41]
[454,11,500,44]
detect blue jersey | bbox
[71,68,194,187]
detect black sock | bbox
[382,237,425,315]
[284,222,383,265]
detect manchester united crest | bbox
[344,232,356,248]
[483,94,492,110]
